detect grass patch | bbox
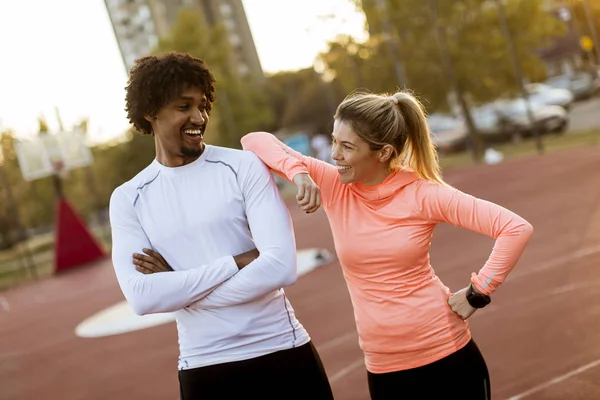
[0,224,112,291]
[440,129,600,171]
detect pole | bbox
[494,0,544,154]
[427,0,483,162]
[582,0,600,65]
[375,0,409,87]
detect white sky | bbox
[0,0,367,144]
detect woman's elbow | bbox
[503,218,534,243]
[523,221,534,242]
[520,220,534,242]
[241,131,272,150]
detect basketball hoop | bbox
[51,160,68,178]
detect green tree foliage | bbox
[0,131,21,248]
[333,0,566,111]
[154,9,274,147]
[37,117,49,134]
[570,0,600,65]
[264,67,341,134]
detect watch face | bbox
[468,292,491,308]
[470,296,489,308]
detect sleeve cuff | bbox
[287,165,309,181]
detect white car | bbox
[497,99,568,135]
[471,105,505,138]
[525,83,574,110]
[545,73,600,100]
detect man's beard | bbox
[181,141,205,158]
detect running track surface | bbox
[1,146,599,400]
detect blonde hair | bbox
[334,90,445,184]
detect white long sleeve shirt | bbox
[109,145,310,370]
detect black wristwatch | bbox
[466,284,491,309]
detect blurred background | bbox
[0,0,599,283]
[1,1,600,399]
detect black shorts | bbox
[179,341,334,400]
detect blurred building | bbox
[103,0,264,81]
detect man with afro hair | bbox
[109,52,334,399]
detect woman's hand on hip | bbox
[448,286,477,320]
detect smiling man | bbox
[108,53,333,399]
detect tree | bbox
[0,131,51,232]
[570,0,600,65]
[264,68,341,134]
[339,0,567,111]
[0,131,18,249]
[38,116,49,134]
[154,9,274,148]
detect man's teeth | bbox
[184,129,203,136]
[337,166,351,170]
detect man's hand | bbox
[448,286,477,320]
[233,248,260,270]
[133,248,173,274]
[133,248,259,274]
[292,173,321,213]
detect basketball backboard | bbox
[14,128,93,181]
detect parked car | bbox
[545,72,600,101]
[441,105,518,144]
[470,105,513,142]
[524,82,574,110]
[496,98,569,136]
[427,113,468,154]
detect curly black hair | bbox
[125,52,216,135]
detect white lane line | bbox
[511,244,600,279]
[330,358,365,384]
[0,297,9,311]
[506,358,600,399]
[319,331,357,352]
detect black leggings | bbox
[368,339,490,400]
[179,341,334,400]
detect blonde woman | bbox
[240,91,533,399]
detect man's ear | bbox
[144,114,156,123]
